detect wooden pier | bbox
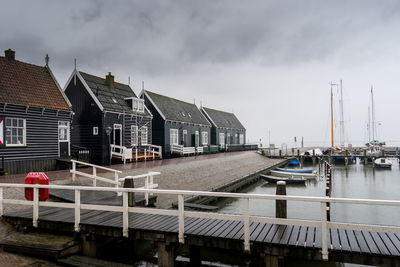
[1,184,400,266]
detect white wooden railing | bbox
[144,144,162,160]
[119,171,160,203]
[1,185,400,260]
[171,144,196,155]
[71,160,122,188]
[196,146,204,154]
[110,144,132,164]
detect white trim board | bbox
[140,90,166,121]
[64,70,104,111]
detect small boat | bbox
[260,174,306,184]
[270,170,317,180]
[288,160,300,166]
[276,167,314,174]
[374,158,392,169]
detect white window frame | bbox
[58,121,70,142]
[132,98,145,113]
[113,124,122,146]
[227,133,231,145]
[93,127,98,135]
[141,126,148,145]
[170,129,179,146]
[239,134,244,145]
[219,132,225,146]
[182,130,187,145]
[201,131,208,145]
[5,117,26,147]
[131,125,138,146]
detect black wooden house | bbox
[200,107,246,150]
[141,90,211,156]
[64,70,154,165]
[0,49,73,174]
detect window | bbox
[132,98,145,113]
[5,118,26,146]
[93,127,98,135]
[219,133,225,146]
[141,126,148,145]
[131,125,138,146]
[58,121,70,141]
[170,129,179,145]
[201,131,208,145]
[239,134,244,144]
[182,130,187,144]
[227,133,231,144]
[235,133,239,144]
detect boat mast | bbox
[330,82,335,148]
[339,80,345,147]
[368,106,371,142]
[371,86,376,141]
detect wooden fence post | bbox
[276,181,287,219]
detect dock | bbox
[2,184,400,267]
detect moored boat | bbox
[260,174,306,184]
[276,167,314,174]
[270,170,317,180]
[288,160,300,166]
[374,158,392,169]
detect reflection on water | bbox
[217,158,400,266]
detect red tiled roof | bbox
[0,56,70,111]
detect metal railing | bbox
[1,184,400,260]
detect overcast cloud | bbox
[2,0,400,146]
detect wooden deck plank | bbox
[225,222,243,240]
[305,227,315,248]
[387,233,400,255]
[287,225,300,246]
[378,232,400,256]
[208,220,231,237]
[203,219,230,237]
[216,221,241,239]
[250,223,267,241]
[353,230,370,254]
[338,229,351,252]
[263,224,280,243]
[271,225,286,244]
[190,219,218,236]
[279,225,293,245]
[362,231,381,255]
[296,226,307,247]
[158,217,179,233]
[213,221,238,238]
[314,227,322,248]
[330,229,341,250]
[185,218,209,234]
[255,224,273,243]
[346,230,361,253]
[198,219,230,237]
[370,232,390,255]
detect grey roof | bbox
[201,107,245,130]
[144,90,210,126]
[79,71,151,116]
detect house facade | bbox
[0,49,73,174]
[200,107,246,150]
[141,90,211,156]
[64,70,153,165]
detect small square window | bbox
[93,127,98,135]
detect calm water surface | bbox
[217,158,400,266]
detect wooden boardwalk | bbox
[4,206,400,262]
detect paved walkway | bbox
[0,151,283,207]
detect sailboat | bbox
[363,86,388,165]
[329,80,355,164]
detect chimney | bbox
[105,72,114,88]
[4,49,15,61]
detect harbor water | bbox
[216,158,400,266]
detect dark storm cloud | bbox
[1,0,399,75]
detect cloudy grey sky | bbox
[2,0,400,147]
